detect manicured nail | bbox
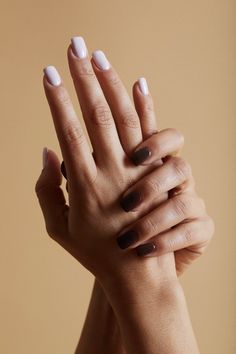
[71,36,87,59]
[42,147,48,168]
[131,147,151,166]
[61,161,67,179]
[117,230,139,249]
[138,77,149,95]
[136,243,156,256]
[120,191,142,212]
[92,50,110,71]
[43,66,61,86]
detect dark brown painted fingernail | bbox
[136,243,156,256]
[120,191,142,212]
[131,147,151,165]
[61,161,67,179]
[117,230,139,249]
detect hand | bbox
[115,131,215,275]
[35,37,177,287]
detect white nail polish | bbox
[44,66,61,86]
[92,50,110,71]
[71,36,87,59]
[42,147,48,168]
[138,77,149,95]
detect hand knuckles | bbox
[168,128,185,146]
[120,109,140,129]
[90,104,113,126]
[145,177,162,195]
[57,89,72,106]
[74,62,94,78]
[106,73,121,87]
[183,226,195,244]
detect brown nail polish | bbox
[120,191,142,212]
[61,161,67,179]
[117,230,139,249]
[131,147,151,166]
[136,243,156,256]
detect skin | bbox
[35,38,214,353]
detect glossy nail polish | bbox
[43,66,61,86]
[136,243,156,256]
[131,147,151,165]
[120,191,142,212]
[138,77,149,95]
[71,36,87,59]
[42,147,48,168]
[117,230,139,249]
[92,50,110,70]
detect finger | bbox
[67,37,124,165]
[35,148,69,241]
[43,66,97,185]
[120,156,192,212]
[116,193,205,249]
[91,50,143,154]
[129,128,184,166]
[132,78,158,139]
[135,216,214,257]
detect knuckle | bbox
[183,226,194,244]
[205,216,215,239]
[142,100,154,114]
[169,128,185,145]
[139,217,158,236]
[145,177,162,195]
[63,123,85,146]
[74,62,94,78]
[106,73,121,87]
[57,89,71,106]
[170,156,192,179]
[90,104,113,126]
[120,109,140,129]
[173,194,192,217]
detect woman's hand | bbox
[35,37,177,287]
[116,131,215,275]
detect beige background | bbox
[0,0,235,353]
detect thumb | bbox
[35,148,69,241]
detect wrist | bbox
[98,252,179,308]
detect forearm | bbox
[101,254,199,354]
[75,278,125,354]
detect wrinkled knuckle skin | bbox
[146,178,162,195]
[90,105,113,126]
[74,61,94,78]
[64,124,85,146]
[120,110,140,129]
[142,101,154,114]
[139,217,158,236]
[183,226,194,245]
[107,73,120,87]
[57,89,72,106]
[173,195,192,218]
[171,156,192,179]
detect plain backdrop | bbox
[0,0,235,353]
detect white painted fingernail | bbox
[92,50,110,71]
[42,147,48,168]
[71,36,87,59]
[138,77,149,95]
[44,66,61,86]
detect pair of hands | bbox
[35,36,214,287]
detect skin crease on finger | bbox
[37,37,214,291]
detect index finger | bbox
[43,66,97,185]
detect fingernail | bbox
[131,147,151,166]
[92,50,110,71]
[136,243,156,256]
[71,36,87,59]
[42,147,48,168]
[138,77,149,95]
[43,66,61,86]
[61,161,67,179]
[117,230,139,249]
[120,191,142,212]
